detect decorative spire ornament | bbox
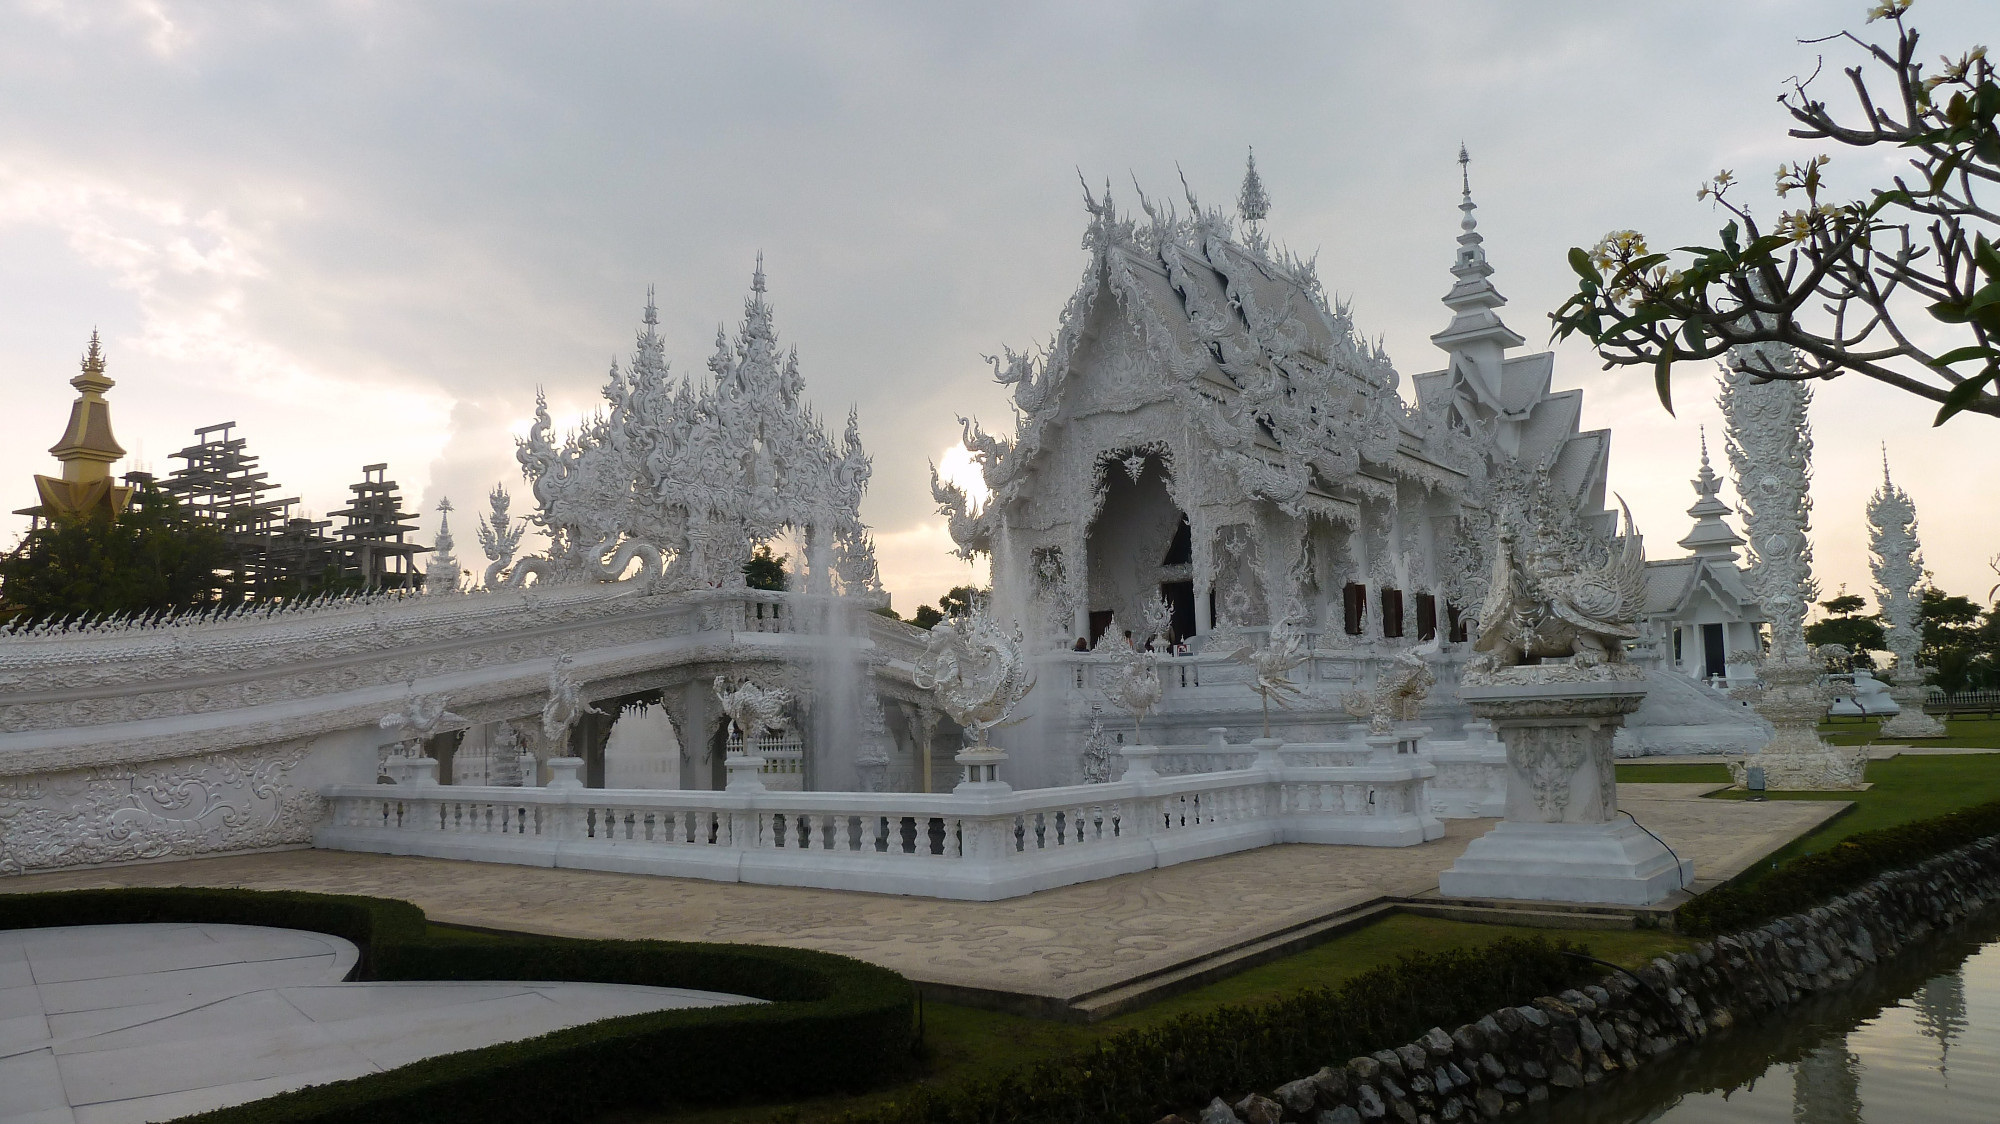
[426,497,461,594]
[1719,345,1866,788]
[1237,146,1270,223]
[1870,451,1946,738]
[1677,426,1745,560]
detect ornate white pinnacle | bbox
[426,498,460,594]
[1871,450,1946,738]
[1237,146,1270,223]
[1719,350,1866,787]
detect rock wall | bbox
[1177,836,2000,1124]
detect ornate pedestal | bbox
[1879,676,1945,740]
[1440,672,1691,906]
[1730,652,1868,789]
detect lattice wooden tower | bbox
[328,463,428,589]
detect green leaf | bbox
[1655,340,1677,416]
[1933,365,1999,425]
[1930,345,2000,366]
[1567,247,1600,283]
[1931,298,1972,325]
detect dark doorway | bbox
[1159,580,1196,642]
[1415,594,1438,641]
[1380,589,1405,638]
[1702,623,1727,681]
[1343,583,1367,635]
[1162,517,1192,565]
[1088,609,1114,648]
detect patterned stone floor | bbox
[2,788,1843,1004]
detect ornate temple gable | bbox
[939,177,1470,556]
[518,262,879,595]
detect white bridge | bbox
[316,743,1447,901]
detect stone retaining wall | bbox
[1175,836,2000,1124]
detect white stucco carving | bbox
[1870,453,1947,739]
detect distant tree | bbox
[0,484,232,624]
[938,585,986,619]
[1806,588,1887,655]
[871,605,902,620]
[743,544,787,592]
[911,604,944,630]
[1553,4,2000,423]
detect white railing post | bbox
[545,756,586,791]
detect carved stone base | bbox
[1439,819,1692,905]
[1879,684,1945,739]
[1735,652,1868,789]
[1443,674,1685,905]
[1729,737,1869,791]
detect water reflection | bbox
[1539,908,2000,1124]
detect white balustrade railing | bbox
[315,749,1443,901]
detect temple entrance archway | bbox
[1085,453,1189,644]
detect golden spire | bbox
[21,331,133,522]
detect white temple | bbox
[930,152,1622,785]
[0,152,1809,898]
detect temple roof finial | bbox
[1430,145,1523,364]
[1680,427,1744,559]
[1882,442,1893,487]
[752,251,766,296]
[1238,146,1270,223]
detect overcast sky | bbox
[3,0,1994,614]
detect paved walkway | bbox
[0,923,756,1124]
[2,787,1842,1009]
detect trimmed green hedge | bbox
[1676,796,2000,936]
[0,887,914,1123]
[839,936,1590,1124]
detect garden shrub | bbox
[837,936,1589,1124]
[0,886,914,1123]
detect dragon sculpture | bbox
[911,612,1036,747]
[1342,634,1441,735]
[541,653,603,747]
[1471,498,1647,677]
[712,677,793,745]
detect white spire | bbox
[427,497,460,594]
[1678,426,1745,559]
[1431,145,1524,391]
[1237,146,1270,223]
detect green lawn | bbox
[1616,747,2000,881]
[1818,715,2000,747]
[607,914,1688,1124]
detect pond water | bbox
[1542,908,2000,1124]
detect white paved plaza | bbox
[0,923,758,1124]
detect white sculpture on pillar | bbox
[912,611,1034,793]
[1871,452,1947,739]
[378,684,465,787]
[713,676,792,792]
[1719,345,1867,788]
[541,653,599,791]
[1440,504,1691,905]
[1100,613,1163,744]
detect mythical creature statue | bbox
[541,653,603,747]
[1342,636,1440,735]
[1218,613,1312,737]
[1471,499,1647,676]
[476,483,528,590]
[911,611,1035,747]
[379,683,466,750]
[1100,614,1163,743]
[712,676,792,745]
